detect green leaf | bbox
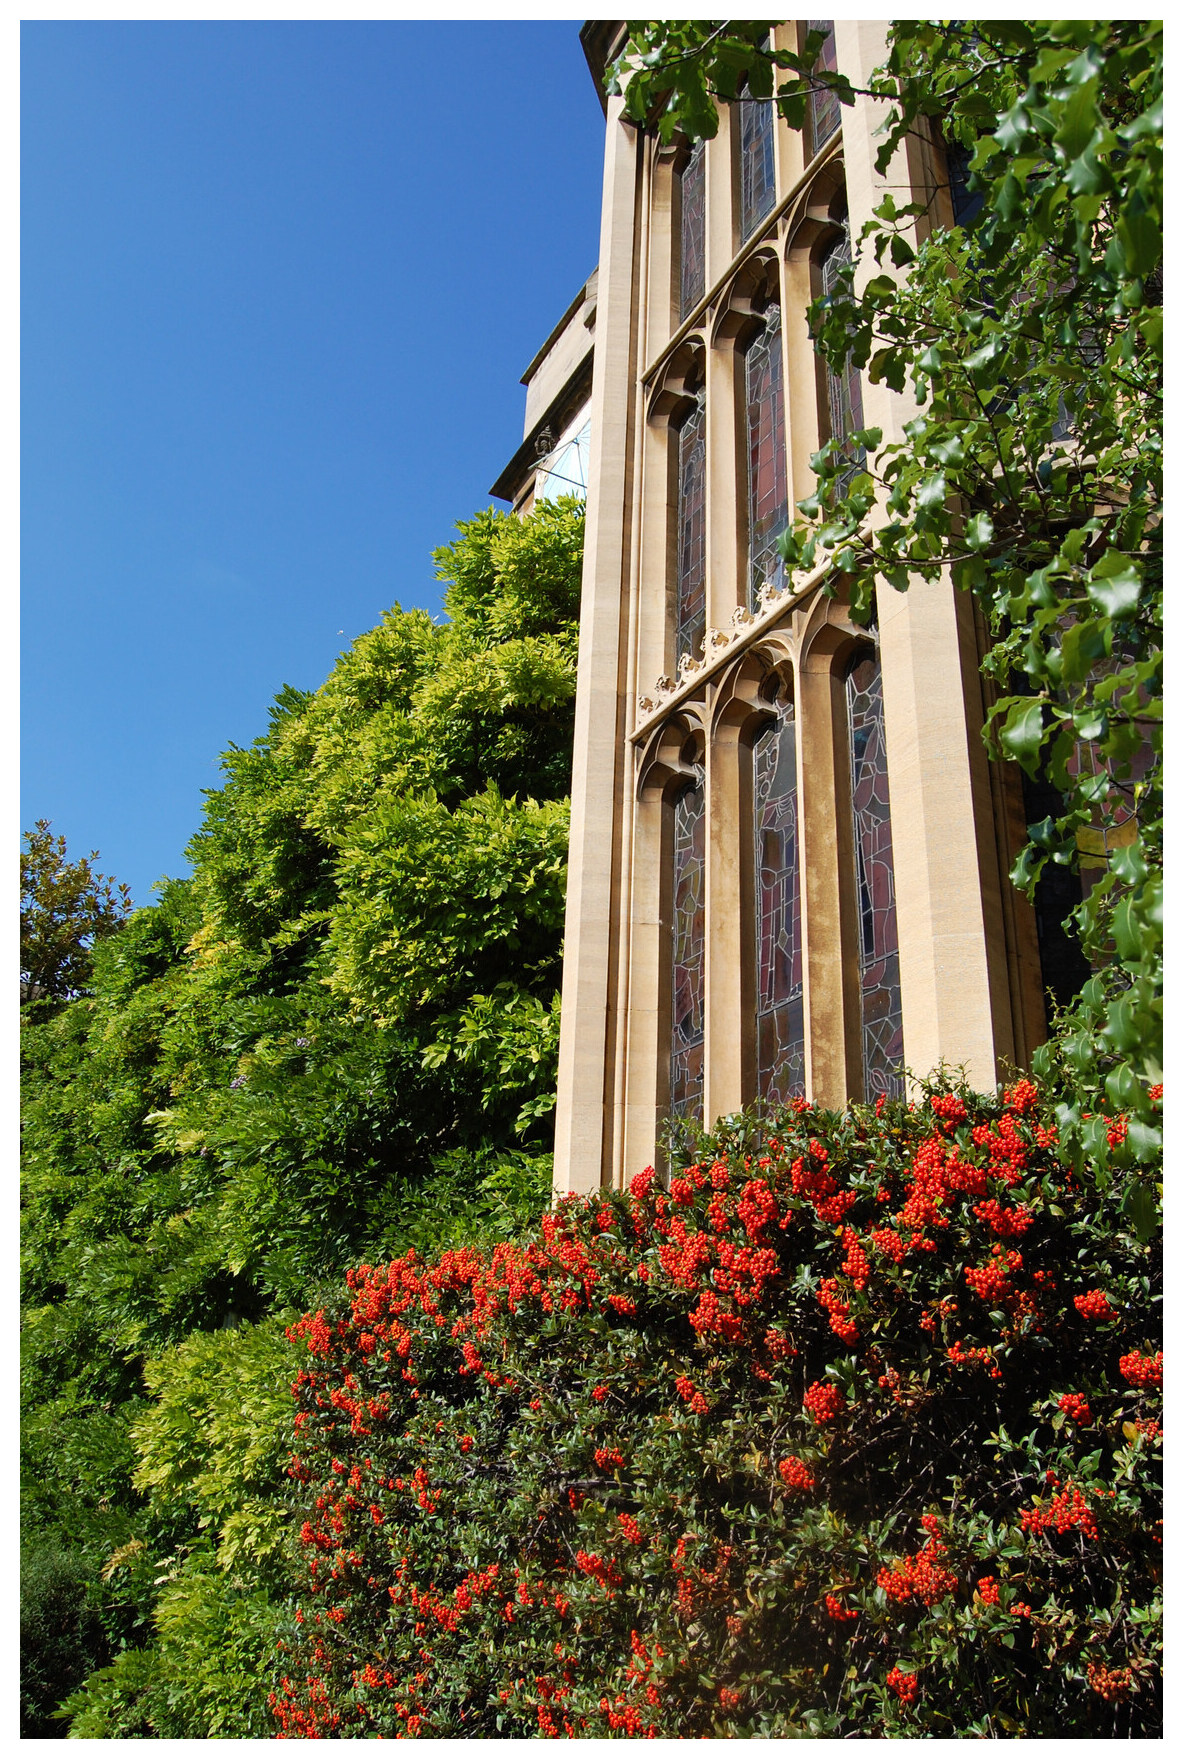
[1086,552,1142,619]
[998,701,1046,771]
[964,512,993,551]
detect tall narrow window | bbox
[804,21,840,160]
[846,649,904,1099]
[744,303,789,608]
[754,699,805,1102]
[679,140,706,319]
[945,138,984,228]
[670,778,706,1121]
[675,391,707,666]
[739,88,776,241]
[819,226,866,492]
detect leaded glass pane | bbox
[820,227,866,495]
[670,779,706,1121]
[846,650,904,1100]
[744,303,789,609]
[754,702,805,1103]
[805,21,841,159]
[679,140,706,319]
[676,392,707,665]
[740,91,776,242]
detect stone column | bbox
[552,99,641,1194]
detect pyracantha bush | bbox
[272,1077,1161,1738]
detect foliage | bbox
[608,16,1163,1238]
[20,819,133,1010]
[20,1544,111,1737]
[272,1076,1161,1738]
[21,496,584,1736]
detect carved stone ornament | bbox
[730,605,755,632]
[757,578,789,615]
[677,651,703,686]
[703,625,733,659]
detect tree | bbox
[607,18,1162,1222]
[20,820,132,1009]
[21,495,585,1737]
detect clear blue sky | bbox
[22,20,606,908]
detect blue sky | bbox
[21,20,605,908]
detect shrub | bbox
[273,1076,1161,1737]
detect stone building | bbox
[496,21,1058,1197]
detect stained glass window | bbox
[670,778,706,1121]
[819,226,866,494]
[804,21,841,159]
[846,649,904,1100]
[754,700,805,1103]
[744,302,789,609]
[739,87,776,242]
[679,139,706,319]
[676,391,707,666]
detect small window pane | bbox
[670,778,706,1122]
[846,649,904,1099]
[679,140,706,319]
[740,92,776,241]
[675,392,707,665]
[754,700,805,1103]
[805,21,841,160]
[744,303,789,609]
[819,227,866,493]
[535,420,590,503]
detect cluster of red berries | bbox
[803,1380,846,1425]
[1057,1392,1092,1425]
[777,1455,815,1494]
[885,1666,920,1704]
[1119,1350,1162,1388]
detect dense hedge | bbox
[274,1076,1162,1738]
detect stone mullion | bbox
[798,653,862,1104]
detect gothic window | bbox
[845,648,904,1100]
[744,302,789,609]
[753,697,805,1103]
[678,139,706,319]
[804,21,841,160]
[675,390,707,666]
[739,86,776,242]
[669,777,706,1121]
[819,225,866,492]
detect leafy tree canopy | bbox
[21,496,584,1737]
[21,819,133,1010]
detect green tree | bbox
[21,820,133,1010]
[608,17,1162,1217]
[21,496,584,1737]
